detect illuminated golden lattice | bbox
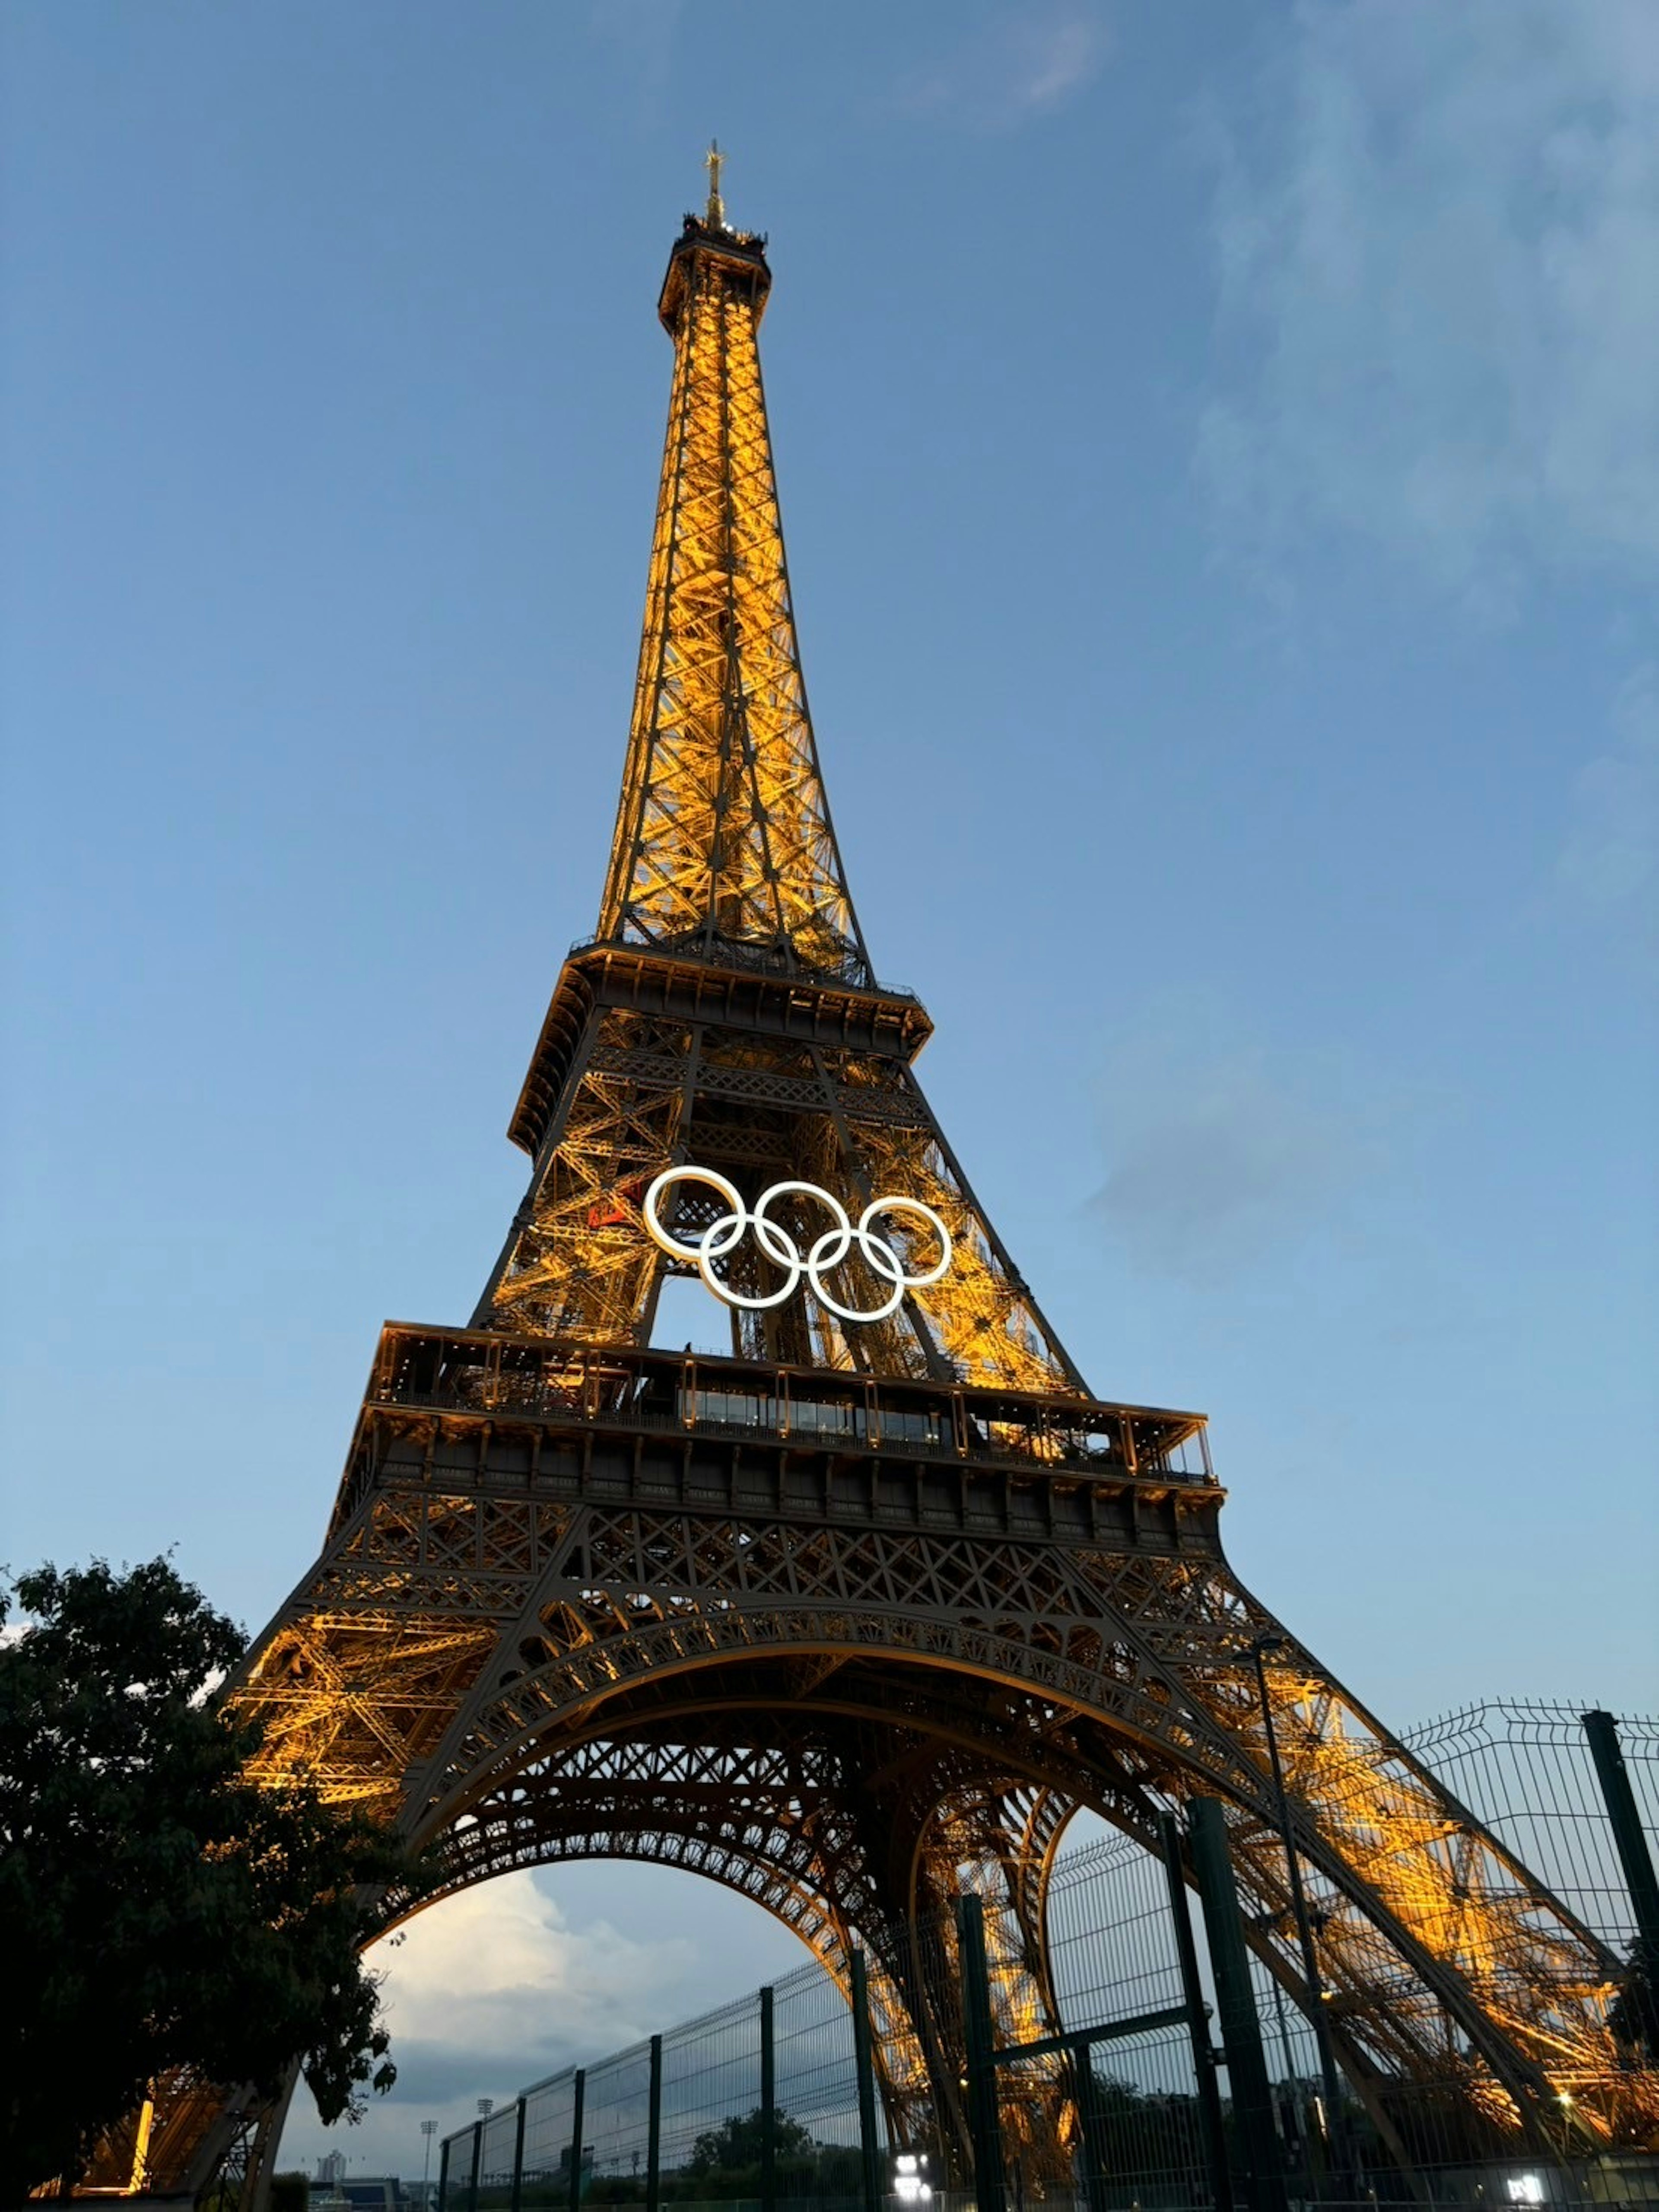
[474,210,1082,1390]
[97,194,1659,2202]
[599,218,867,983]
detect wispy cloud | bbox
[1092,1017,1402,1284]
[1196,0,1659,612]
[894,4,1110,131]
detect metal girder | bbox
[476,982,1084,1390]
[90,200,1659,2199]
[470,207,1081,1386]
[216,1355,1657,2153]
[599,219,868,986]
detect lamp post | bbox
[422,2120,439,2205]
[1249,1631,1347,2167]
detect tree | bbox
[0,1556,422,2200]
[1079,2070,1210,2195]
[684,2107,817,2181]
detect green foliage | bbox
[0,1556,423,2200]
[270,2174,311,2212]
[1081,2070,1210,2187]
[685,2106,818,2180]
[525,2109,859,2207]
[657,2109,858,2202]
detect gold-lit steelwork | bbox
[90,184,1655,2197]
[470,196,1076,1391]
[598,207,864,981]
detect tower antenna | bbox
[704,139,725,228]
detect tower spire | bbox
[704,138,725,228]
[596,193,873,986]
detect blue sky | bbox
[3,0,1656,2177]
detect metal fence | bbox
[1404,1702,1659,1948]
[449,1964,868,2212]
[439,1706,1659,2212]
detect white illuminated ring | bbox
[643,1168,952,1324]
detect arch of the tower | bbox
[225,1421,1658,2170]
[400,1672,1286,2129]
[394,1704,1100,2168]
[123,1554,1657,2209]
[378,1671,1433,2180]
[399,1610,1649,2157]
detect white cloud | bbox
[1198,0,1659,608]
[375,1871,685,2054]
[279,1871,696,2176]
[277,1861,812,2178]
[895,4,1110,130]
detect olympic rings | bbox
[642,1168,952,1324]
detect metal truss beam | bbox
[91,198,1659,2202]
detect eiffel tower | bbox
[120,165,1653,2196]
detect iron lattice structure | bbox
[105,193,1656,2196]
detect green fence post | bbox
[760,1984,777,2212]
[849,1948,883,2212]
[645,2034,664,2212]
[1584,1709,1659,2051]
[569,2068,586,2212]
[467,2120,484,2212]
[1070,2039,1112,2212]
[510,2097,528,2212]
[437,2134,451,2212]
[956,1894,1007,2212]
[1157,1811,1234,2212]
[1189,1796,1287,2212]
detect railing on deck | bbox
[365,1325,1215,1486]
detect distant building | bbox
[314,2153,346,2187]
